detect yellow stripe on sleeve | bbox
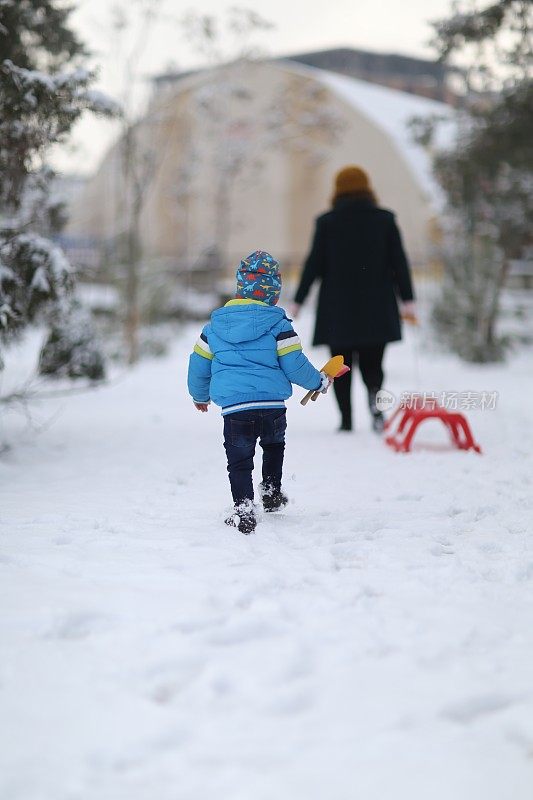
[278,343,303,357]
[194,343,214,360]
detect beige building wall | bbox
[67,60,439,278]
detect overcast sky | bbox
[58,0,453,175]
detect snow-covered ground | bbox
[1,309,532,800]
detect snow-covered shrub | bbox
[0,0,119,383]
[432,229,508,362]
[0,233,72,342]
[39,302,105,380]
[426,1,533,362]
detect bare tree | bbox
[177,9,275,280]
[98,5,342,336]
[109,0,165,364]
[178,9,342,282]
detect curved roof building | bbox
[67,58,453,278]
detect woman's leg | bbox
[357,344,385,393]
[330,347,354,430]
[357,344,386,430]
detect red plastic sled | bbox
[384,395,482,454]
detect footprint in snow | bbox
[474,505,498,521]
[44,610,110,641]
[149,673,200,705]
[517,563,533,581]
[477,541,504,554]
[268,689,314,716]
[441,693,517,724]
[208,618,279,646]
[144,656,205,705]
[505,726,533,759]
[53,535,72,546]
[447,506,467,517]
[430,542,455,556]
[331,541,363,570]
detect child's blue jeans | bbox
[223,409,286,506]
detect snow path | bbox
[1,315,533,800]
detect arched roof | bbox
[281,62,455,208]
[155,59,456,209]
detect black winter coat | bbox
[294,197,415,347]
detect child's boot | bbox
[225,500,257,534]
[259,482,288,513]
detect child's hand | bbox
[318,371,333,393]
[194,401,210,412]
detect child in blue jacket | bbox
[187,250,330,534]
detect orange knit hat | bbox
[333,165,372,201]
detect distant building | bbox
[282,47,458,105]
[66,57,454,288]
[152,47,459,106]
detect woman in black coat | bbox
[293,165,416,432]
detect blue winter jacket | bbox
[187,299,323,415]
